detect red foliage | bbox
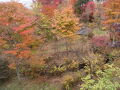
[36,0,77,17]
[42,5,56,17]
[36,0,63,17]
[4,50,31,59]
[37,0,62,5]
[0,2,32,26]
[91,36,110,47]
[12,17,36,35]
[18,50,31,59]
[0,2,37,59]
[4,50,18,55]
[81,1,96,22]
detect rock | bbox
[76,27,92,35]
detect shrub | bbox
[80,65,120,90]
[91,36,110,54]
[92,36,109,47]
[83,53,104,74]
[67,60,79,71]
[62,75,74,90]
[111,23,120,41]
[105,49,120,63]
[62,72,82,90]
[49,65,66,75]
[20,62,48,79]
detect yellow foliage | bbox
[52,5,81,39]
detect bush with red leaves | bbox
[91,36,110,47]
[81,1,96,22]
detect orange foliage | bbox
[103,0,120,25]
[70,0,76,4]
[103,0,120,41]
[0,2,32,26]
[36,0,62,17]
[0,37,6,46]
[42,5,56,17]
[52,5,81,39]
[0,2,38,59]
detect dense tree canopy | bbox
[35,0,63,17]
[0,2,38,58]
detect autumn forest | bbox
[0,0,120,90]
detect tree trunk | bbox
[15,58,22,82]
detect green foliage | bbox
[93,29,107,35]
[83,53,104,74]
[63,75,74,90]
[67,60,79,71]
[49,65,66,75]
[62,72,82,90]
[36,14,54,41]
[32,2,55,41]
[80,65,120,90]
[104,49,120,64]
[19,59,81,78]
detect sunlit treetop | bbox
[52,5,81,39]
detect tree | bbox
[0,2,38,81]
[74,0,96,22]
[81,1,96,22]
[103,0,120,43]
[74,0,90,16]
[32,2,55,42]
[52,5,81,39]
[35,0,63,17]
[51,5,81,57]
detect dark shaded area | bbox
[74,0,90,15]
[0,57,10,84]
